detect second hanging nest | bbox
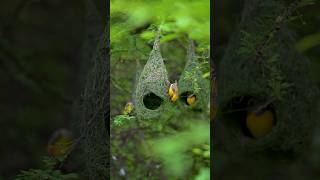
[214,0,319,159]
[178,40,209,112]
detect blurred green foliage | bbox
[111,0,209,46]
[151,122,210,177]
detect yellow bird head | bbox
[246,109,275,138]
[187,94,196,105]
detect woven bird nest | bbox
[134,34,170,119]
[178,40,209,112]
[215,0,318,158]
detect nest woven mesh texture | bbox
[178,40,209,111]
[79,0,108,176]
[80,30,108,179]
[135,36,209,119]
[216,0,318,157]
[134,34,170,119]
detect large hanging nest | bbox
[78,1,108,179]
[178,40,209,112]
[215,0,318,159]
[134,33,170,119]
[80,31,108,179]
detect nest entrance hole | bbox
[222,96,276,139]
[180,91,196,105]
[143,92,163,110]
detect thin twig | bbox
[253,97,277,115]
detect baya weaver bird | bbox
[187,94,196,105]
[47,129,73,158]
[167,80,178,102]
[246,108,275,138]
[123,102,134,114]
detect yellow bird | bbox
[47,129,73,158]
[187,94,196,105]
[246,109,275,138]
[123,102,134,114]
[171,93,179,102]
[168,81,178,102]
[168,85,174,97]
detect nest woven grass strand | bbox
[134,34,169,119]
[80,30,108,179]
[178,40,209,111]
[79,0,108,178]
[215,0,318,158]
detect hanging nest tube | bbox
[178,40,209,112]
[134,35,170,119]
[214,0,318,159]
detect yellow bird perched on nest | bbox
[167,80,178,102]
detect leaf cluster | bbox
[15,157,79,180]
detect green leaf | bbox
[295,32,320,52]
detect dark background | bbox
[214,0,320,179]
[0,0,319,179]
[0,0,105,179]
